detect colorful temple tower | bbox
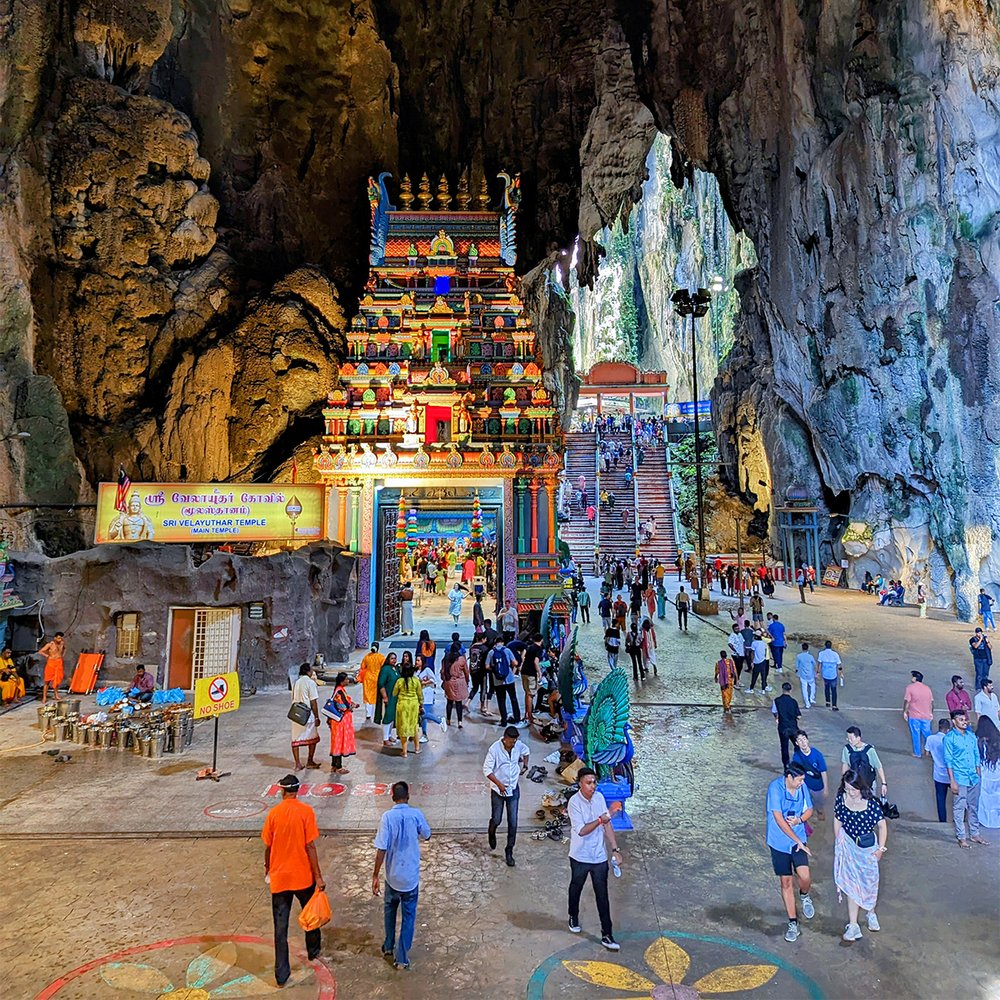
[314,171,564,645]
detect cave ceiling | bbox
[2,0,999,614]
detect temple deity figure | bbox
[108,492,155,541]
[405,400,421,435]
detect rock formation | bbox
[1,0,998,615]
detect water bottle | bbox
[611,855,622,878]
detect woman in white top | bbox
[290,663,322,771]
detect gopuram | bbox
[313,172,564,645]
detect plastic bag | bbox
[297,889,332,932]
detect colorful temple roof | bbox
[314,172,562,478]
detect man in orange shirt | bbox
[262,774,326,986]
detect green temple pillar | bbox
[349,482,362,554]
[514,478,528,554]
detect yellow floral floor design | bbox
[527,932,824,1000]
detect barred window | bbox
[116,612,140,658]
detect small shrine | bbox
[314,171,565,644]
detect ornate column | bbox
[529,479,540,554]
[337,485,348,545]
[545,478,556,553]
[348,482,362,553]
[514,478,527,554]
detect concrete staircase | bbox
[596,431,637,562]
[559,430,598,572]
[635,444,679,566]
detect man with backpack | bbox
[489,640,523,728]
[840,726,888,801]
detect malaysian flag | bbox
[114,466,131,513]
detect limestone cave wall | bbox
[1,0,999,616]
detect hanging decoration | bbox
[395,494,408,555]
[406,506,418,552]
[468,490,483,555]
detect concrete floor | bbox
[2,581,999,999]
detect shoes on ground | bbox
[784,921,800,943]
[568,920,581,934]
[601,936,620,951]
[800,894,815,919]
[843,923,863,941]
[866,911,880,932]
[419,735,428,743]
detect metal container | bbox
[98,725,113,749]
[37,706,56,731]
[79,724,90,745]
[56,698,81,718]
[56,720,73,742]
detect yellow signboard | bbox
[193,670,241,719]
[94,482,325,544]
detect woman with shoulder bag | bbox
[325,671,357,774]
[289,663,322,771]
[834,769,888,941]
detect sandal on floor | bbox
[305,762,321,769]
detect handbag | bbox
[321,695,345,722]
[287,701,312,725]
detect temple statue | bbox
[108,492,156,541]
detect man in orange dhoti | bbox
[357,642,385,724]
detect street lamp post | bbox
[671,287,712,600]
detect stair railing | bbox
[664,437,684,552]
[629,418,640,555]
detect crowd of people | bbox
[273,526,1000,981]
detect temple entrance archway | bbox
[374,482,506,643]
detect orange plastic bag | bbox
[298,889,332,932]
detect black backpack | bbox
[846,743,878,789]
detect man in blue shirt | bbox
[767,614,786,672]
[943,710,989,849]
[765,762,815,942]
[373,781,432,969]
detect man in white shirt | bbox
[817,640,843,710]
[974,678,1000,727]
[483,726,529,867]
[727,626,746,688]
[567,767,621,951]
[795,643,818,708]
[924,719,952,823]
[500,601,519,640]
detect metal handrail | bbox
[629,420,640,554]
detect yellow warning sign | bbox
[194,671,241,720]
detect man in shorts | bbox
[520,634,544,725]
[765,762,815,942]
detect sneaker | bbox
[568,920,581,934]
[832,706,840,711]
[784,921,800,943]
[600,936,620,951]
[515,720,529,728]
[439,719,447,734]
[743,687,752,694]
[764,685,774,693]
[419,735,428,744]
[800,894,815,919]
[843,923,862,941]
[866,911,880,932]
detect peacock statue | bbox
[559,625,636,829]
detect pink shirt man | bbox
[903,680,934,720]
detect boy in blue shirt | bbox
[765,762,815,942]
[767,614,786,672]
[791,730,828,819]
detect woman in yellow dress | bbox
[392,662,423,757]
[0,648,25,702]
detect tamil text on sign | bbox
[193,671,242,719]
[94,483,325,544]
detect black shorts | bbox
[770,845,809,876]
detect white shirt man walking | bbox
[483,726,529,866]
[567,767,622,952]
[974,679,1000,728]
